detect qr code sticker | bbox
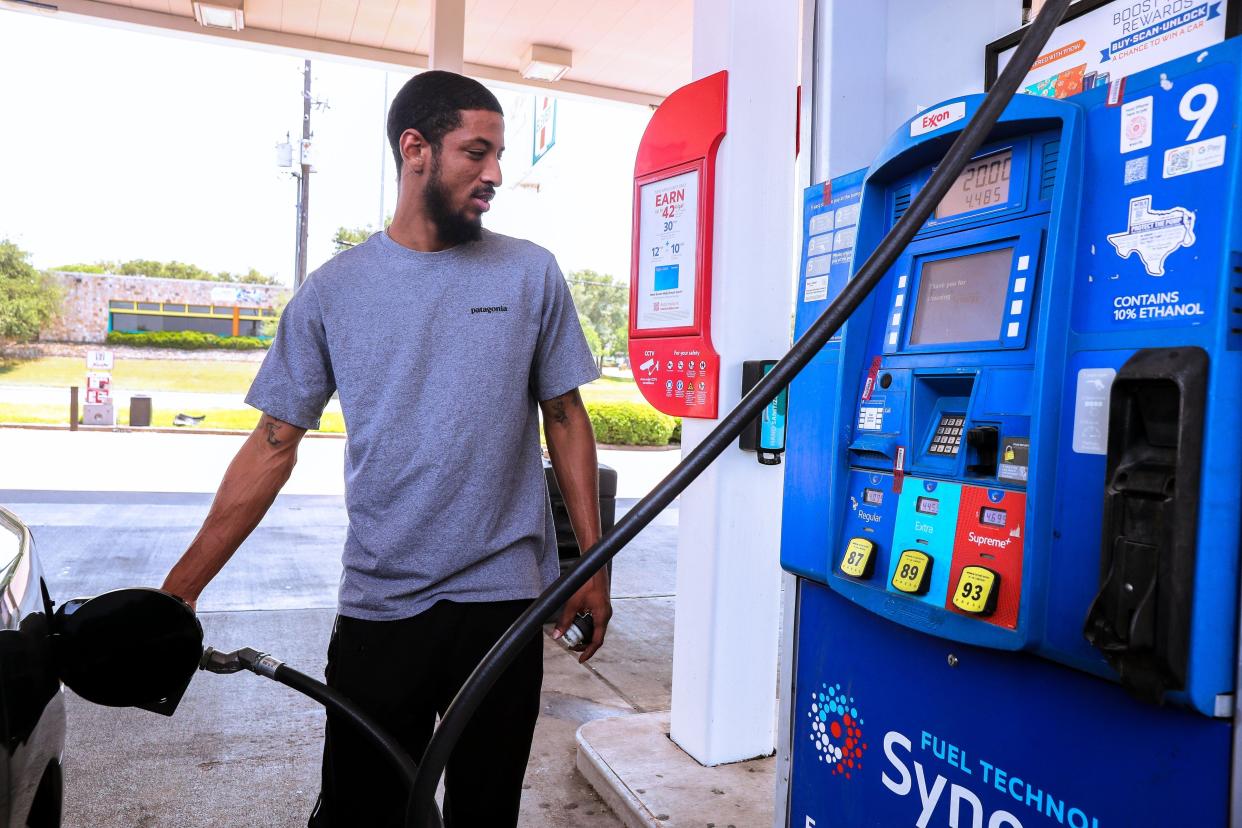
[1167,148,1192,175]
[1124,156,1149,185]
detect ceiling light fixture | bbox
[520,44,572,83]
[192,0,244,30]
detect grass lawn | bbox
[0,402,345,433]
[0,356,643,403]
[0,356,260,394]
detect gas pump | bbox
[781,26,1242,828]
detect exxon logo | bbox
[911,102,966,137]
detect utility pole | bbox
[295,59,312,290]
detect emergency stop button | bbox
[952,566,1000,616]
[840,537,877,579]
[890,550,932,595]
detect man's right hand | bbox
[159,414,306,617]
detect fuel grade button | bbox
[840,537,877,579]
[890,549,932,595]
[952,566,1000,615]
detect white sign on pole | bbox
[85,349,113,372]
[636,170,701,331]
[997,0,1229,99]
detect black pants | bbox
[308,599,543,828]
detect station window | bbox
[137,302,160,311]
[110,312,233,337]
[109,300,135,310]
[239,308,259,317]
[187,304,211,314]
[163,303,186,313]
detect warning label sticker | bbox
[1120,96,1153,153]
[1106,195,1196,276]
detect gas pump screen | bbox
[909,248,1014,346]
[936,150,1012,219]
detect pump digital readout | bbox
[980,507,1007,528]
[840,538,877,579]
[952,566,1000,615]
[916,496,939,515]
[936,149,1013,219]
[863,488,884,506]
[891,549,932,595]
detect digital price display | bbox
[863,488,884,506]
[980,507,1007,528]
[936,150,1013,219]
[916,496,940,516]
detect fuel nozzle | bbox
[200,646,285,679]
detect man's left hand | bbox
[554,569,612,663]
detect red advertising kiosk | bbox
[628,71,727,419]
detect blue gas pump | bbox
[782,37,1242,828]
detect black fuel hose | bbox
[410,1,1075,823]
[272,663,443,828]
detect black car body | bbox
[0,506,65,827]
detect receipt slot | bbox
[780,39,1242,827]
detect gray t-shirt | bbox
[246,229,600,621]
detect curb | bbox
[575,719,662,828]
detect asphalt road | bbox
[1,488,678,827]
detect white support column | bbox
[428,0,464,73]
[669,0,798,766]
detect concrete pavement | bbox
[0,428,680,499]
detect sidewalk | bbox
[0,427,681,498]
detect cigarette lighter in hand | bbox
[561,613,594,652]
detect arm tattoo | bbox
[264,421,283,446]
[548,398,570,427]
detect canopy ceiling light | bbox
[192,0,244,30]
[520,44,572,83]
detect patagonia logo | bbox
[470,306,509,314]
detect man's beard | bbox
[424,153,483,246]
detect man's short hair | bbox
[386,70,503,173]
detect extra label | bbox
[952,566,1000,616]
[840,537,877,579]
[890,550,932,595]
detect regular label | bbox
[1073,368,1116,455]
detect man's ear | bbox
[400,128,431,176]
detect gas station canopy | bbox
[26,0,689,106]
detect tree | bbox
[567,269,628,358]
[55,259,280,285]
[332,215,392,254]
[0,240,61,344]
[579,315,604,359]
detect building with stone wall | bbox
[41,271,289,344]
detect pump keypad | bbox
[929,414,965,456]
[952,566,1000,615]
[891,550,932,595]
[840,537,877,579]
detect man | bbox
[162,70,611,827]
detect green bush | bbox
[669,418,682,444]
[586,401,677,446]
[105,330,269,351]
[0,240,61,344]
